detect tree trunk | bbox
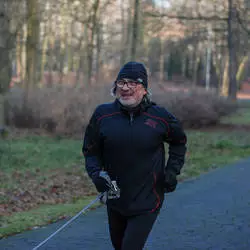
[236,54,249,89]
[221,56,229,96]
[25,0,40,89]
[76,33,85,86]
[40,35,48,83]
[159,38,164,83]
[131,0,140,61]
[67,21,74,72]
[0,2,12,129]
[46,3,54,87]
[86,0,100,85]
[181,51,187,78]
[126,0,133,62]
[95,22,103,82]
[75,23,87,85]
[58,0,68,84]
[40,6,48,84]
[120,0,127,65]
[47,36,54,87]
[82,23,89,85]
[21,26,27,85]
[192,48,200,86]
[16,31,22,79]
[227,0,237,100]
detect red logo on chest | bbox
[144,119,158,129]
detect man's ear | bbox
[110,86,116,97]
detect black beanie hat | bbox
[115,61,148,89]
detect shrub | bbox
[151,84,238,128]
[5,83,238,135]
[5,84,112,136]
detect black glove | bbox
[92,171,111,193]
[164,170,177,193]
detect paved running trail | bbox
[1,158,250,250]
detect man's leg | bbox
[121,211,159,250]
[107,207,127,250]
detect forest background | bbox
[0,0,250,238]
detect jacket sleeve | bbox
[82,109,103,181]
[164,111,187,176]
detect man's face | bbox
[115,79,147,107]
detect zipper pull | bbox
[129,113,134,124]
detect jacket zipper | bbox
[129,113,134,156]
[129,112,134,125]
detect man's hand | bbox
[164,170,177,193]
[93,171,111,193]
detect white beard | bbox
[118,96,140,107]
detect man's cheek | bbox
[116,90,121,98]
[135,91,143,100]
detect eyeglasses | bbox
[116,79,139,89]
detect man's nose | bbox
[121,84,130,90]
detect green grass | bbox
[0,136,83,173]
[1,126,250,238]
[181,131,250,179]
[0,197,100,238]
[221,107,250,125]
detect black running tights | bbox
[107,208,159,250]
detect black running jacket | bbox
[83,99,187,216]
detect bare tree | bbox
[25,0,40,88]
[131,0,140,60]
[120,0,127,65]
[86,0,100,84]
[144,0,249,95]
[0,1,12,130]
[227,0,237,100]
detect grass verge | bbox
[0,197,101,239]
[1,128,250,238]
[0,135,83,172]
[221,107,250,125]
[181,131,250,179]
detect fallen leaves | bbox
[1,167,96,216]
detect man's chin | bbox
[119,98,137,107]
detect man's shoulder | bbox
[93,101,118,116]
[96,101,115,110]
[148,103,177,121]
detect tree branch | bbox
[235,9,250,36]
[144,11,228,22]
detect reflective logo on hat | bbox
[137,78,143,83]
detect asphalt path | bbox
[1,158,250,250]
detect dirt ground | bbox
[0,167,97,216]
